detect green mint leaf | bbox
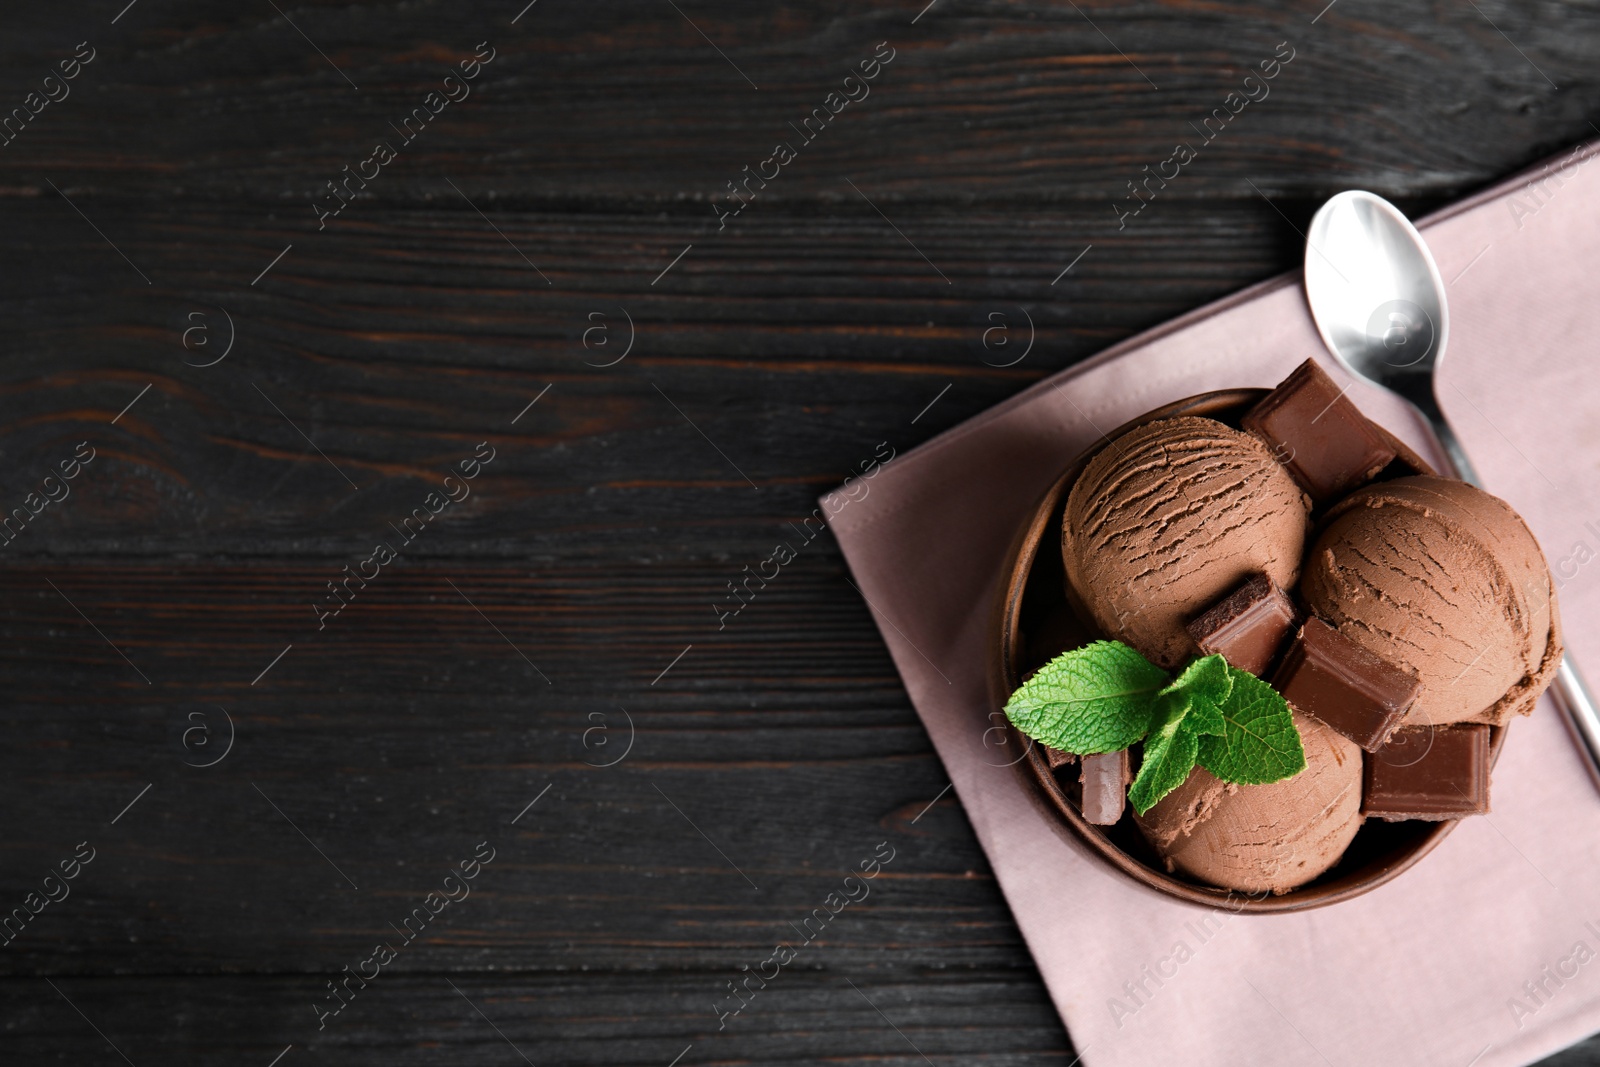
[1120,654,1239,814]
[1002,641,1170,754]
[1124,654,1243,813]
[1160,654,1233,726]
[1128,706,1200,815]
[1143,652,1231,741]
[1178,691,1225,737]
[1196,666,1307,785]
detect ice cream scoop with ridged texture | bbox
[1062,416,1312,670]
[1135,712,1363,893]
[1300,476,1561,727]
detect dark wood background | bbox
[2,1,1598,1064]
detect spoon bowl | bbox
[1305,190,1450,417]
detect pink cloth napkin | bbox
[825,139,1600,1067]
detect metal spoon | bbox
[1302,189,1600,788]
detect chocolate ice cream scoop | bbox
[1134,712,1363,894]
[1062,416,1311,670]
[1301,476,1562,727]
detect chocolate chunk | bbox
[1079,750,1130,825]
[1273,618,1419,752]
[1185,573,1298,676]
[1242,359,1397,506]
[1045,746,1077,770]
[1364,724,1491,820]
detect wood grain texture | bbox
[0,1,1594,202]
[0,202,1323,557]
[3,0,1599,1064]
[4,971,1081,1066]
[0,560,1003,973]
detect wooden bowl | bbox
[993,388,1505,912]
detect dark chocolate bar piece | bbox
[1045,746,1077,770]
[1273,617,1419,752]
[1364,724,1491,821]
[1185,573,1298,676]
[1242,359,1397,506]
[1079,750,1130,825]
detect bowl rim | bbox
[994,387,1504,913]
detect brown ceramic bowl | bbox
[993,388,1506,912]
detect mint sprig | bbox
[1002,641,1305,816]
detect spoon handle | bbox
[1414,392,1483,487]
[1419,401,1600,789]
[1430,416,1482,488]
[1555,658,1600,790]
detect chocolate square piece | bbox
[1273,618,1419,752]
[1045,745,1077,770]
[1364,724,1491,821]
[1242,358,1397,506]
[1185,573,1298,676]
[1079,750,1130,825]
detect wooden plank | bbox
[0,201,1323,556]
[0,559,1030,974]
[2,970,1079,1065]
[0,2,1591,202]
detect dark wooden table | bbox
[3,2,1599,1064]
